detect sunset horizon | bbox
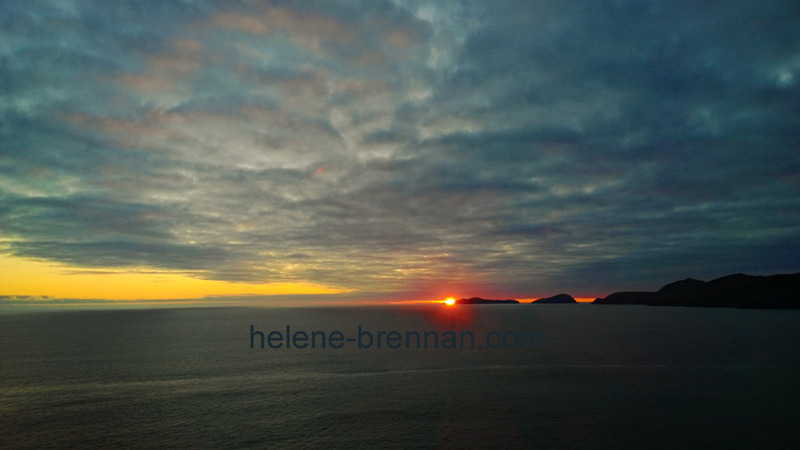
[0,250,602,307]
[3,1,798,310]
[2,2,799,447]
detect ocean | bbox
[1,305,799,449]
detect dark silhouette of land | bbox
[532,294,577,304]
[454,272,800,309]
[456,297,519,304]
[593,273,800,309]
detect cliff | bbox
[593,273,800,309]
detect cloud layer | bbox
[2,0,799,299]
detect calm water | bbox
[1,305,799,449]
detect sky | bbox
[1,0,799,305]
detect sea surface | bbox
[1,305,799,449]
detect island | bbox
[450,272,800,309]
[593,273,800,309]
[532,294,577,304]
[455,297,519,305]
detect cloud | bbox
[211,5,357,53]
[2,0,799,300]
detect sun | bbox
[444,297,456,306]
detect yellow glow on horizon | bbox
[0,254,350,300]
[444,297,456,305]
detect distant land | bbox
[454,273,800,309]
[456,297,519,304]
[593,272,800,309]
[532,294,577,304]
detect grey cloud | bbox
[423,127,583,162]
[2,0,799,299]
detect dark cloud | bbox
[1,0,799,299]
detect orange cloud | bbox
[353,49,386,65]
[172,37,202,54]
[213,12,269,34]
[148,56,200,74]
[61,113,175,150]
[116,73,175,93]
[335,79,388,97]
[383,29,417,48]
[212,6,355,53]
[116,38,205,96]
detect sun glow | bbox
[0,254,351,300]
[444,297,456,306]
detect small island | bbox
[532,294,577,304]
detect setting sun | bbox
[444,297,456,306]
